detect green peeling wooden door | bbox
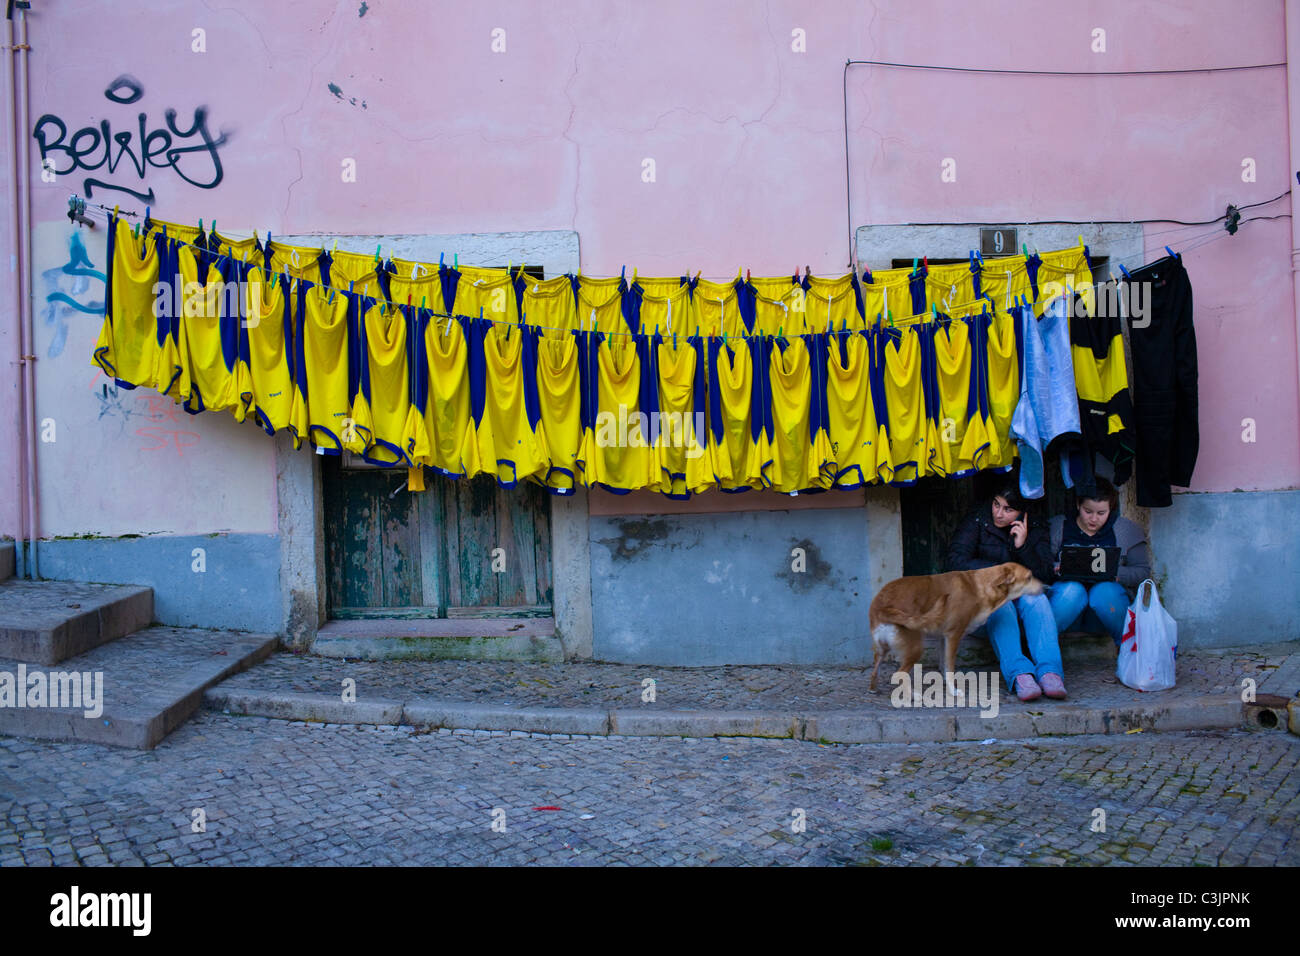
[323,456,554,619]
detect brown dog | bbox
[868,562,1046,695]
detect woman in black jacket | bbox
[945,483,1065,702]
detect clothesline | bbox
[78,207,1237,343]
[70,195,1232,287]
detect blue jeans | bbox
[981,593,1063,691]
[1050,580,1129,645]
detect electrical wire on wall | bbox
[841,57,1291,269]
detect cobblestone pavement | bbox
[1,714,1296,866]
[218,644,1292,713]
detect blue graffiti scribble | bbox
[41,230,106,358]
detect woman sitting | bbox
[1048,478,1152,645]
[946,484,1065,701]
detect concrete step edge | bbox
[0,633,279,750]
[202,687,1249,743]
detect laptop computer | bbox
[1058,545,1122,583]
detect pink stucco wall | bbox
[1,0,1296,542]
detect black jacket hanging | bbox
[1122,255,1199,507]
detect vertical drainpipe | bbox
[1288,1,1300,456]
[4,12,27,578]
[14,5,35,579]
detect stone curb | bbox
[203,686,1249,743]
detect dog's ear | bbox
[998,563,1021,590]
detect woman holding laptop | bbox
[1048,478,1152,645]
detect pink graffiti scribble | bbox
[135,425,201,456]
[141,393,185,425]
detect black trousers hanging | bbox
[1123,255,1199,507]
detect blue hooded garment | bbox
[1009,295,1082,498]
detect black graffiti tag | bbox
[32,74,229,203]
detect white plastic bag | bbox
[1117,579,1178,692]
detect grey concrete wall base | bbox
[551,488,594,660]
[0,542,13,582]
[1150,490,1300,647]
[276,432,325,651]
[35,535,281,632]
[309,633,565,662]
[590,508,875,665]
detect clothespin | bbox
[620,265,626,282]
[922,256,928,271]
[454,254,458,269]
[804,265,811,280]
[374,244,382,263]
[439,253,445,268]
[931,304,938,321]
[198,219,204,233]
[143,206,151,231]
[1078,235,1085,249]
[862,266,872,283]
[331,239,338,257]
[911,257,918,277]
[673,331,677,348]
[746,269,751,283]
[1119,264,1131,280]
[1021,243,1029,258]
[420,296,426,310]
[211,220,216,239]
[1165,245,1176,259]
[349,280,354,292]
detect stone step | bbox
[0,625,278,749]
[0,579,154,665]
[0,542,13,582]
[312,617,563,662]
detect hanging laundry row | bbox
[92,213,1132,498]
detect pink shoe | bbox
[1040,673,1067,699]
[1014,674,1042,702]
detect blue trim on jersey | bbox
[439,264,460,314]
[1025,253,1042,302]
[596,482,633,495]
[735,278,756,334]
[970,257,982,300]
[113,378,137,390]
[467,314,489,427]
[493,459,520,489]
[705,337,727,447]
[832,463,868,488]
[182,381,206,415]
[870,327,894,440]
[308,424,344,453]
[850,271,865,319]
[521,325,543,432]
[361,438,411,467]
[748,335,774,444]
[909,265,927,317]
[635,330,660,445]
